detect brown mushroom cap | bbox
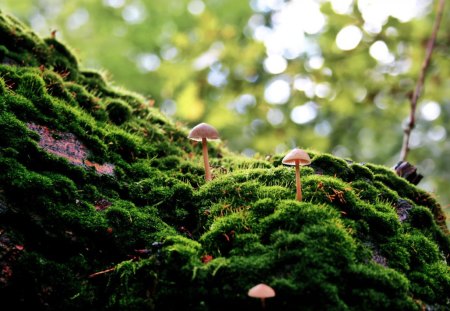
[187,123,220,141]
[282,148,311,166]
[248,283,276,299]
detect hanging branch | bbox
[399,0,445,162]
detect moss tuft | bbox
[106,99,132,125]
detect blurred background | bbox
[2,0,449,226]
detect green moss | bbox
[200,212,252,256]
[409,206,435,230]
[104,258,158,310]
[1,10,449,310]
[42,70,77,104]
[257,185,292,200]
[343,263,417,310]
[250,198,277,219]
[259,201,340,238]
[228,233,267,256]
[105,204,133,229]
[350,163,374,181]
[351,180,380,203]
[310,153,354,181]
[9,252,93,309]
[0,75,5,95]
[106,99,132,125]
[64,81,101,112]
[44,37,79,68]
[0,111,31,147]
[408,263,450,304]
[0,11,47,62]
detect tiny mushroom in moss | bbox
[188,122,220,181]
[248,283,275,309]
[282,148,311,201]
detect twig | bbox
[400,0,445,161]
[88,266,115,278]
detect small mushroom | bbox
[188,123,220,181]
[282,148,311,201]
[248,283,275,309]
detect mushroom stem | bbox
[202,137,212,181]
[261,297,266,309]
[295,160,302,201]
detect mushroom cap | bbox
[248,283,276,299]
[282,148,311,166]
[188,123,220,141]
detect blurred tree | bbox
[2,0,449,225]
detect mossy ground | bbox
[0,10,449,311]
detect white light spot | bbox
[207,63,229,87]
[161,46,178,61]
[250,0,325,60]
[314,120,331,137]
[188,0,205,15]
[322,68,333,76]
[358,0,431,34]
[66,8,89,30]
[374,92,388,109]
[330,0,354,14]
[160,99,177,116]
[122,4,146,24]
[294,75,315,98]
[229,94,256,114]
[353,87,367,102]
[385,27,398,37]
[267,108,285,126]
[251,119,264,131]
[420,101,441,121]
[136,53,161,72]
[103,0,125,8]
[250,0,285,13]
[30,13,48,33]
[336,25,363,51]
[369,40,394,64]
[409,131,423,148]
[308,56,324,70]
[418,180,434,193]
[252,25,272,42]
[332,145,351,158]
[315,83,331,99]
[247,14,265,30]
[264,79,291,105]
[193,42,223,70]
[242,148,256,157]
[290,101,318,124]
[390,0,430,22]
[427,125,446,142]
[275,143,287,154]
[263,54,288,74]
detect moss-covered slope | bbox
[0,10,449,311]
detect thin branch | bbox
[88,266,115,278]
[400,0,445,162]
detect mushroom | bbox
[187,123,220,181]
[248,283,275,309]
[282,148,311,201]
